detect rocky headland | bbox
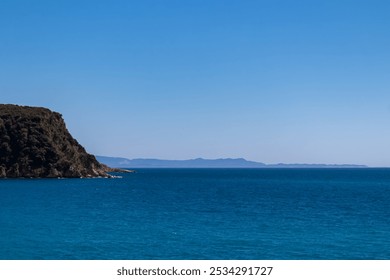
[0,104,128,178]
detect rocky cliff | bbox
[0,104,114,178]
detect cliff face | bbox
[0,104,112,178]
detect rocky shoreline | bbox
[0,104,130,178]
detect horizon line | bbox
[96,155,379,167]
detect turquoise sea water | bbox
[1,168,390,260]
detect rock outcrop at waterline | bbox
[0,104,119,178]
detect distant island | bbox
[0,104,126,178]
[96,156,367,169]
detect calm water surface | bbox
[1,168,389,259]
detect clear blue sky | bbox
[1,0,390,166]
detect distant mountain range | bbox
[96,156,366,169]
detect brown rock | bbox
[0,104,114,178]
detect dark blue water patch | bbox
[1,168,390,259]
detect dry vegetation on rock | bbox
[0,104,113,178]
